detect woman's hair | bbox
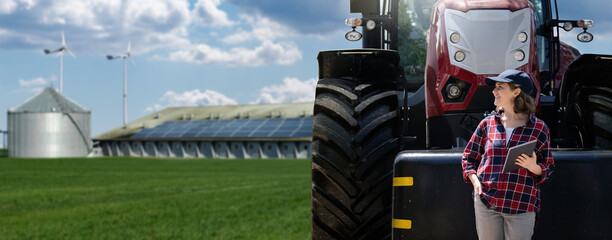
[509,83,536,115]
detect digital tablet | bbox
[502,140,537,173]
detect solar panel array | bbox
[131,117,312,139]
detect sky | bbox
[1,0,611,146]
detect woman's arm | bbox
[534,130,554,183]
[522,120,555,183]
[462,120,487,183]
[468,173,483,195]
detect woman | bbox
[461,69,554,240]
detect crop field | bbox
[0,157,311,239]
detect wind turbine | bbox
[44,31,75,94]
[107,41,133,127]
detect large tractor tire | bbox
[561,54,612,149]
[568,85,612,149]
[311,50,402,240]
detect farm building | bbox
[7,87,91,158]
[93,102,313,159]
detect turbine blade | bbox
[56,51,64,57]
[61,31,66,46]
[45,49,61,54]
[127,40,131,53]
[67,48,76,58]
[106,55,114,60]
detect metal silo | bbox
[7,87,91,158]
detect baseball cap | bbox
[485,69,534,96]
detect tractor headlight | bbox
[577,31,593,42]
[442,77,472,103]
[563,22,574,31]
[454,51,465,62]
[345,30,362,41]
[578,19,594,29]
[366,20,376,30]
[518,32,528,43]
[514,50,525,61]
[345,18,362,27]
[450,32,460,43]
[446,84,462,99]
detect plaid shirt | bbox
[462,111,554,214]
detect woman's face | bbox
[492,82,520,108]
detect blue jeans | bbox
[474,196,536,240]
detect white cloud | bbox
[166,40,301,66]
[158,10,304,67]
[192,0,234,27]
[0,0,18,14]
[252,77,316,104]
[221,14,297,44]
[125,0,190,31]
[145,89,238,112]
[32,0,190,33]
[145,77,316,112]
[0,0,343,67]
[226,0,349,35]
[0,0,33,14]
[144,104,164,113]
[0,0,191,55]
[18,77,48,87]
[17,77,52,93]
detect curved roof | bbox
[9,87,89,114]
[93,102,314,140]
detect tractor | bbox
[311,0,612,239]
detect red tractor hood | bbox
[444,0,531,12]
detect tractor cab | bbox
[346,0,595,148]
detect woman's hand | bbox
[515,151,542,176]
[468,174,483,195]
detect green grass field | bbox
[0,157,311,239]
[0,148,7,157]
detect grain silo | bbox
[7,87,91,158]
